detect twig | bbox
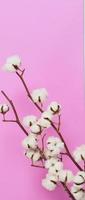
[41,134,46,151]
[16,71,43,112]
[1,90,28,136]
[15,72,82,171]
[31,164,45,168]
[62,183,76,200]
[57,114,61,132]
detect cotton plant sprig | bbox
[1,56,85,200]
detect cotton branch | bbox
[62,183,76,200]
[1,90,28,136]
[15,71,82,171]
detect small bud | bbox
[0,104,9,114]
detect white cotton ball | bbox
[38,118,51,128]
[30,123,42,134]
[73,145,85,162]
[58,170,74,183]
[73,171,85,187]
[44,149,57,159]
[23,115,37,127]
[42,174,57,191]
[6,55,21,67]
[45,158,58,169]
[31,88,48,103]
[71,185,85,200]
[48,101,61,114]
[22,133,38,149]
[0,104,9,114]
[38,111,53,128]
[48,161,63,174]
[3,63,17,72]
[41,111,52,121]
[46,136,64,153]
[25,149,41,162]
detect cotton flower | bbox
[73,171,85,187]
[22,133,38,149]
[30,123,42,135]
[23,115,37,127]
[31,88,48,103]
[58,169,74,183]
[44,149,60,159]
[46,136,64,154]
[0,104,9,114]
[73,145,85,162]
[71,185,85,200]
[38,111,53,128]
[3,55,21,72]
[45,158,59,169]
[48,101,61,115]
[42,174,58,191]
[25,149,41,162]
[38,118,51,128]
[45,158,63,174]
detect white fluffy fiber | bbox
[71,185,85,200]
[31,88,48,103]
[0,104,9,113]
[23,115,37,127]
[48,101,61,114]
[42,173,58,191]
[25,149,41,162]
[73,171,85,188]
[3,55,21,72]
[46,136,64,154]
[73,145,85,162]
[58,169,74,183]
[45,158,63,174]
[22,133,38,149]
[30,123,41,134]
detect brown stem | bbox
[62,183,76,200]
[31,164,44,168]
[57,114,61,132]
[16,72,43,112]
[16,72,82,171]
[1,90,28,136]
[51,121,82,171]
[41,134,46,151]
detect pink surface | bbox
[0,0,84,200]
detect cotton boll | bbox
[44,149,56,159]
[41,111,52,121]
[31,88,48,103]
[6,55,21,67]
[25,149,41,162]
[3,55,21,72]
[42,174,57,191]
[73,171,85,187]
[71,185,85,200]
[46,136,64,153]
[48,101,61,115]
[45,158,58,169]
[44,148,60,159]
[37,111,53,128]
[0,104,9,114]
[22,134,38,149]
[73,145,85,162]
[38,118,51,128]
[48,161,63,174]
[3,63,17,72]
[30,123,42,135]
[23,115,37,127]
[58,170,74,183]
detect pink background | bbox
[0,0,84,200]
